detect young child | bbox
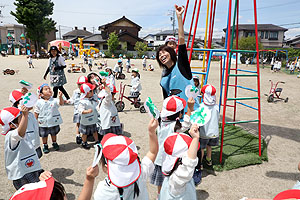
[27,54,34,68]
[142,56,147,71]
[67,76,88,144]
[165,36,177,50]
[77,118,159,200]
[193,75,201,91]
[97,79,122,141]
[78,83,99,149]
[87,72,102,94]
[1,106,42,190]
[198,84,219,171]
[34,84,64,154]
[9,90,42,159]
[105,66,116,86]
[88,55,93,71]
[159,124,200,200]
[114,60,122,79]
[151,95,194,197]
[130,68,142,103]
[126,57,131,73]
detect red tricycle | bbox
[115,82,146,113]
[266,80,288,103]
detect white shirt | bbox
[107,74,116,87]
[48,56,66,67]
[27,57,32,63]
[130,77,142,93]
[93,156,154,200]
[142,58,146,65]
[78,96,98,126]
[114,64,120,73]
[69,89,81,114]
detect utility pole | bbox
[92,27,95,34]
[168,9,176,36]
[0,5,5,24]
[58,25,61,39]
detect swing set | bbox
[182,0,262,163]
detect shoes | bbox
[192,169,202,186]
[52,142,60,151]
[204,157,213,166]
[82,142,90,149]
[76,135,82,144]
[43,144,50,154]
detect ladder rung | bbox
[236,101,258,110]
[237,69,257,73]
[221,104,235,107]
[236,85,258,92]
[231,49,257,53]
[191,67,203,69]
[228,74,258,77]
[227,97,258,101]
[226,119,259,125]
[192,71,207,75]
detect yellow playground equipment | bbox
[77,38,99,58]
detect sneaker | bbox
[76,135,82,144]
[43,144,50,154]
[52,142,60,151]
[193,169,202,186]
[205,157,213,166]
[82,142,90,149]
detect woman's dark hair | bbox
[165,158,182,177]
[166,110,184,132]
[156,45,177,69]
[87,72,101,84]
[50,181,66,200]
[12,99,22,108]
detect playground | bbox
[0,56,299,199]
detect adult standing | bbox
[43,46,70,99]
[156,5,199,111]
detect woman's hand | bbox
[175,5,185,17]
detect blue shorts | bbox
[200,137,219,149]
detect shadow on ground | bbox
[265,171,300,181]
[196,189,209,200]
[51,168,83,187]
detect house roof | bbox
[118,31,144,42]
[223,24,288,32]
[98,16,142,30]
[83,34,105,42]
[154,29,190,36]
[286,35,300,43]
[63,29,93,37]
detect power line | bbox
[279,22,300,26]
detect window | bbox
[269,31,278,40]
[163,36,167,40]
[265,31,268,39]
[103,45,108,50]
[260,31,264,39]
[150,41,154,43]
[8,30,14,34]
[156,36,160,41]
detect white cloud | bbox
[247,19,253,23]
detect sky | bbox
[1,0,300,40]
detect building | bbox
[223,24,288,48]
[285,35,300,48]
[96,16,144,51]
[143,29,191,49]
[62,27,93,43]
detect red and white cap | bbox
[0,107,21,135]
[77,76,88,84]
[101,133,141,188]
[161,95,186,118]
[201,84,216,105]
[80,83,96,99]
[9,177,54,200]
[165,36,177,44]
[9,90,23,104]
[162,132,200,175]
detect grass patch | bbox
[209,125,268,172]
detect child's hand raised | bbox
[39,171,52,181]
[86,165,99,180]
[148,118,159,134]
[175,5,185,17]
[20,105,29,116]
[187,97,195,110]
[189,124,199,139]
[58,91,63,97]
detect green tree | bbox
[107,32,120,54]
[134,41,148,58]
[235,36,263,50]
[11,0,56,53]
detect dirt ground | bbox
[0,55,299,200]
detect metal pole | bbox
[187,0,198,48]
[233,0,239,124]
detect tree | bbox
[235,36,263,50]
[134,41,148,58]
[107,32,119,54]
[11,0,56,53]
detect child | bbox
[114,60,122,79]
[87,72,102,94]
[151,95,194,197]
[9,90,42,159]
[159,124,200,200]
[198,84,219,171]
[105,66,116,86]
[88,55,93,71]
[149,64,154,71]
[67,76,88,144]
[78,118,159,200]
[193,75,201,91]
[19,80,33,95]
[126,57,131,73]
[142,56,147,71]
[27,54,34,68]
[1,106,42,190]
[78,83,99,149]
[130,68,142,104]
[97,79,122,141]
[165,36,177,50]
[34,84,64,154]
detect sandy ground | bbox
[0,55,299,200]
